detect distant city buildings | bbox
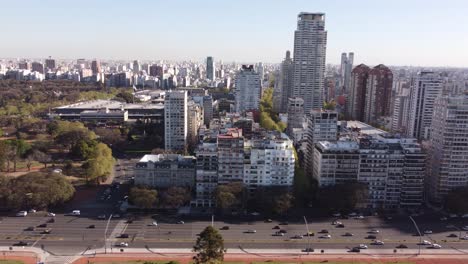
[292,12,327,112]
[234,65,261,113]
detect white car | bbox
[462,214,468,218]
[71,210,80,216]
[373,240,385,245]
[463,226,468,231]
[16,211,27,217]
[151,221,158,226]
[28,209,36,213]
[319,234,331,239]
[47,212,56,217]
[177,221,185,224]
[272,232,284,236]
[118,242,129,247]
[421,240,432,245]
[370,229,380,234]
[359,244,368,249]
[424,230,433,234]
[461,235,468,240]
[245,230,257,234]
[332,213,341,217]
[349,212,358,217]
[432,243,442,249]
[355,215,365,219]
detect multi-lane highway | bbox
[0,211,467,255]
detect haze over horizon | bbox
[2,0,467,67]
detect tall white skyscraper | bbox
[407,71,443,139]
[206,56,215,81]
[235,65,261,113]
[164,90,188,151]
[292,12,327,113]
[427,95,468,204]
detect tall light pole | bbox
[211,214,214,227]
[303,216,311,254]
[104,214,113,254]
[409,216,422,255]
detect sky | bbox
[1,0,468,67]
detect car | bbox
[344,232,354,237]
[319,234,331,239]
[302,247,314,252]
[47,212,56,217]
[250,212,260,216]
[304,232,314,237]
[272,225,280,230]
[177,221,185,224]
[28,209,36,213]
[369,229,380,234]
[279,221,289,225]
[424,230,433,234]
[291,235,304,239]
[119,234,129,238]
[24,226,35,231]
[13,241,29,246]
[337,224,345,228]
[279,229,287,234]
[118,242,129,247]
[265,219,273,223]
[97,214,106,220]
[245,230,257,234]
[71,210,81,216]
[463,226,468,231]
[272,232,284,236]
[449,214,458,218]
[151,221,158,226]
[319,229,329,233]
[41,229,51,234]
[349,212,358,217]
[332,213,341,217]
[359,244,368,249]
[372,240,385,245]
[396,244,408,249]
[88,225,95,229]
[113,214,121,218]
[37,223,47,228]
[386,216,393,220]
[16,211,27,217]
[448,233,458,238]
[432,243,442,249]
[366,235,377,239]
[462,214,468,218]
[47,218,55,223]
[461,235,468,240]
[355,215,365,219]
[420,240,432,245]
[350,247,361,253]
[332,220,342,225]
[220,226,229,230]
[440,216,448,221]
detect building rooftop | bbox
[54,100,164,110]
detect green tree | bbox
[129,186,158,209]
[445,186,468,214]
[317,182,368,212]
[31,149,52,168]
[162,187,191,208]
[193,226,226,264]
[214,182,245,210]
[323,100,336,110]
[6,172,75,209]
[5,139,31,172]
[83,142,114,183]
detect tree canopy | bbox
[317,182,368,212]
[0,172,75,209]
[214,182,245,210]
[193,226,226,264]
[129,186,158,209]
[445,186,468,214]
[162,187,191,208]
[82,142,114,183]
[259,88,286,132]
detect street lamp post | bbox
[303,216,311,254]
[104,214,113,254]
[409,216,422,255]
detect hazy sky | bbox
[2,0,467,66]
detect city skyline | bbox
[2,0,468,67]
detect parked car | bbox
[463,226,468,231]
[28,209,36,213]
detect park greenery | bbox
[193,226,226,264]
[259,88,286,132]
[0,172,75,209]
[129,186,158,209]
